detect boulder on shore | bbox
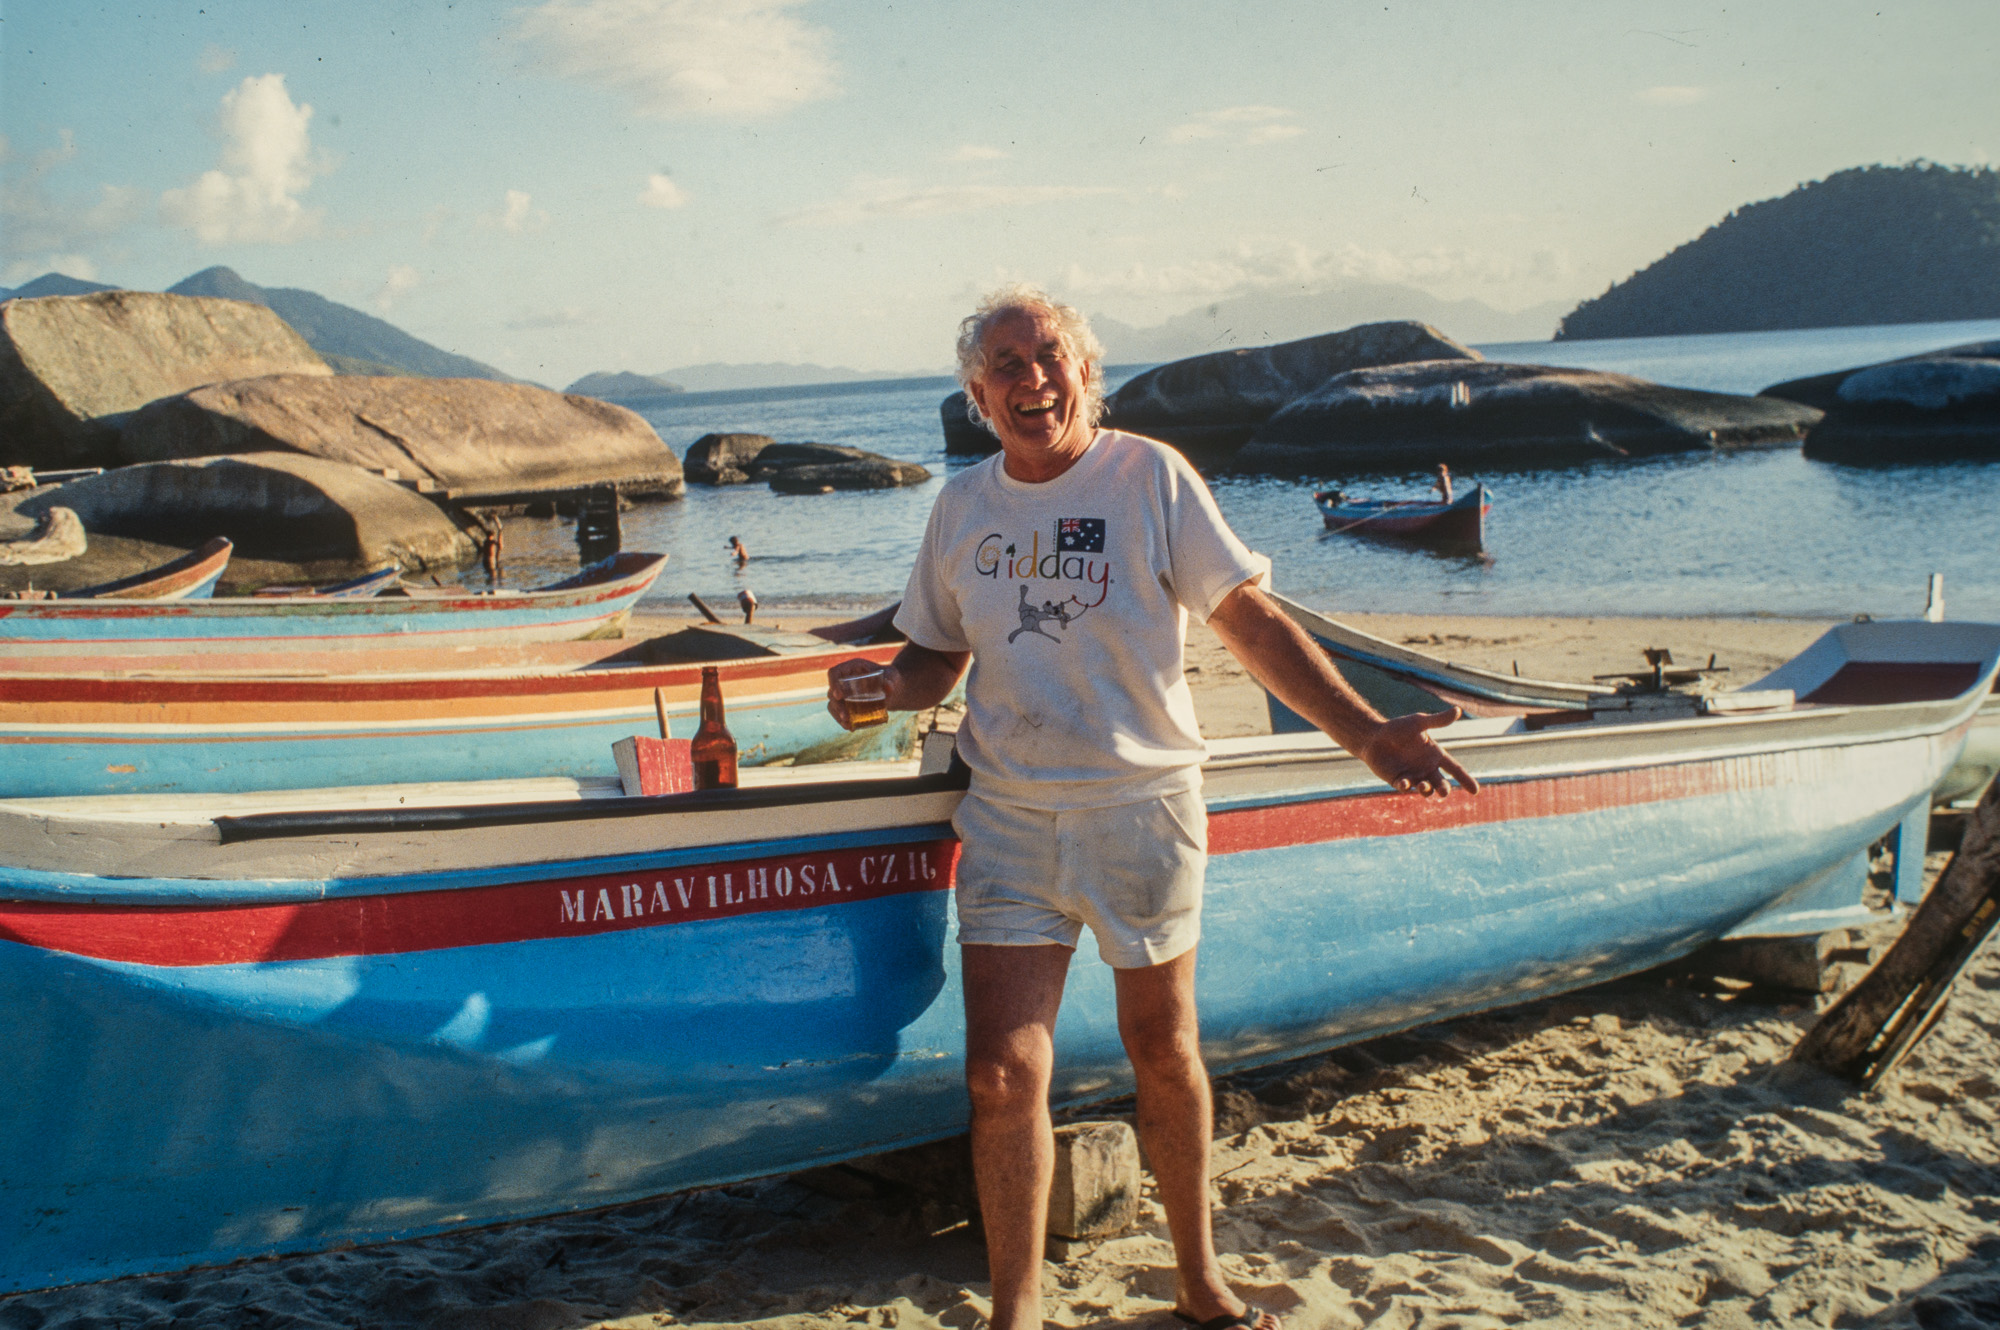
[18,452,478,571]
[1762,339,2000,411]
[940,390,1000,456]
[0,505,87,566]
[1802,355,2000,463]
[1102,321,1481,460]
[684,433,929,489]
[120,374,684,500]
[1235,360,1822,473]
[0,292,330,470]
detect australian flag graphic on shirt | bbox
[1056,517,1105,553]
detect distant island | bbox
[0,266,518,383]
[562,370,684,400]
[1556,163,2000,341]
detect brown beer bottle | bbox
[691,665,739,790]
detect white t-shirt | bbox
[895,429,1270,810]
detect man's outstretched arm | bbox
[1206,581,1478,797]
[827,642,971,731]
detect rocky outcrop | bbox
[1102,322,1481,459]
[684,433,929,490]
[0,292,330,470]
[18,453,477,571]
[684,432,778,484]
[0,506,86,565]
[1802,354,2000,463]
[940,390,1000,455]
[1235,361,1822,473]
[1762,339,2000,411]
[120,374,685,500]
[768,458,933,493]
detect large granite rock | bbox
[940,390,1000,456]
[120,374,684,500]
[18,452,478,571]
[768,458,932,493]
[0,292,330,470]
[1102,321,1481,459]
[0,505,86,565]
[684,432,777,484]
[1762,339,2000,411]
[1236,360,1822,473]
[1802,354,2000,463]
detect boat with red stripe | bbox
[1,618,1994,1292]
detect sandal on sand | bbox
[1172,1310,1276,1330]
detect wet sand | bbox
[10,612,1997,1330]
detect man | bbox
[828,286,1476,1330]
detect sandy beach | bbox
[9,611,1997,1330]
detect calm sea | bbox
[480,317,2000,621]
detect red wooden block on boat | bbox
[611,736,694,796]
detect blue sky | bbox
[4,1,1995,385]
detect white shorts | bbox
[950,788,1208,969]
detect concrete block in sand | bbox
[0,292,329,470]
[1046,1120,1142,1243]
[19,452,478,572]
[1236,360,1822,473]
[1104,321,1481,460]
[120,374,685,500]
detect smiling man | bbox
[828,285,1476,1330]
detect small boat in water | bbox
[1,616,1993,1292]
[52,536,233,601]
[0,551,666,657]
[1313,482,1490,551]
[248,564,404,599]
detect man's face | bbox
[966,309,1094,459]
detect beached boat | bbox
[0,627,919,797]
[0,551,666,657]
[1,617,1993,1292]
[56,536,233,601]
[1272,593,2000,808]
[247,564,403,598]
[1313,483,1489,551]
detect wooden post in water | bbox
[1792,780,2000,1086]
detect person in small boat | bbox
[827,285,1476,1330]
[1432,463,1453,504]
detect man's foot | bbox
[1172,1306,1280,1330]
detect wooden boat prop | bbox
[0,551,667,657]
[1313,483,1489,551]
[1272,592,2000,809]
[59,536,233,601]
[1,617,1995,1292]
[0,627,919,797]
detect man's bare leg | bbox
[962,942,1073,1330]
[1115,951,1278,1330]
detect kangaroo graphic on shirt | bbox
[1008,583,1077,644]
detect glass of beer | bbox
[836,667,890,728]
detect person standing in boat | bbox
[827,285,1477,1330]
[1432,462,1454,504]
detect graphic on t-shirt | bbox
[1056,517,1104,553]
[1007,584,1085,644]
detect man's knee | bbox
[965,1048,1052,1117]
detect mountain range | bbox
[0,266,516,382]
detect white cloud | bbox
[639,172,689,209]
[159,74,327,244]
[374,265,421,311]
[1,129,146,275]
[779,178,1115,227]
[1637,85,1708,105]
[949,145,1008,163]
[512,0,836,120]
[1165,105,1303,147]
[198,44,238,74]
[4,254,99,286]
[490,188,550,234]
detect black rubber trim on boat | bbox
[213,765,971,844]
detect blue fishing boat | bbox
[1,617,1993,1292]
[247,564,404,598]
[0,551,666,657]
[1313,483,1489,551]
